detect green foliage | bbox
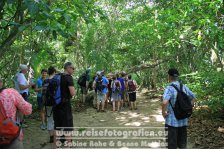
[181,70,224,112]
[0,0,223,111]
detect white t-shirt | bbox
[14,72,29,94]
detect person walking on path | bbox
[78,69,91,106]
[162,68,196,149]
[111,75,122,112]
[126,74,137,110]
[42,66,56,143]
[53,62,76,149]
[93,71,109,112]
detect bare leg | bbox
[41,109,45,125]
[112,101,115,112]
[117,101,120,111]
[83,94,86,104]
[102,100,105,110]
[131,102,134,110]
[134,101,137,110]
[97,100,100,111]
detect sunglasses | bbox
[69,67,75,70]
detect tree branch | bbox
[125,54,177,74]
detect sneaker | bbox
[40,124,46,130]
[97,109,100,112]
[101,110,106,112]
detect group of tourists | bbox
[77,70,138,112]
[1,63,223,149]
[0,62,76,149]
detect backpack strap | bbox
[170,84,180,92]
[170,83,184,92]
[168,84,180,111]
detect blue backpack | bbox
[44,74,62,106]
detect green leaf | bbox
[18,25,27,32]
[34,25,46,31]
[54,8,64,12]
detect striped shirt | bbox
[163,81,196,127]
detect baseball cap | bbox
[168,68,179,77]
[19,64,28,71]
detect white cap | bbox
[96,71,101,75]
[19,64,28,71]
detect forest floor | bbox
[23,90,224,149]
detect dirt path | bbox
[23,92,195,149]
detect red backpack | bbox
[128,80,136,92]
[0,88,20,145]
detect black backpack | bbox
[77,73,87,87]
[169,84,192,120]
[96,76,104,92]
[42,79,54,106]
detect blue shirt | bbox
[163,81,196,127]
[95,76,109,94]
[117,78,125,91]
[36,78,44,97]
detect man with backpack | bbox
[162,68,196,149]
[126,74,137,110]
[53,62,76,149]
[77,69,91,106]
[93,71,109,112]
[42,66,56,143]
[0,78,32,149]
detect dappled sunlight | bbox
[124,121,141,126]
[114,105,165,126]
[150,98,160,103]
[141,117,150,120]
[154,108,162,115]
[129,112,139,118]
[150,115,165,122]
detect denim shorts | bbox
[97,92,106,102]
